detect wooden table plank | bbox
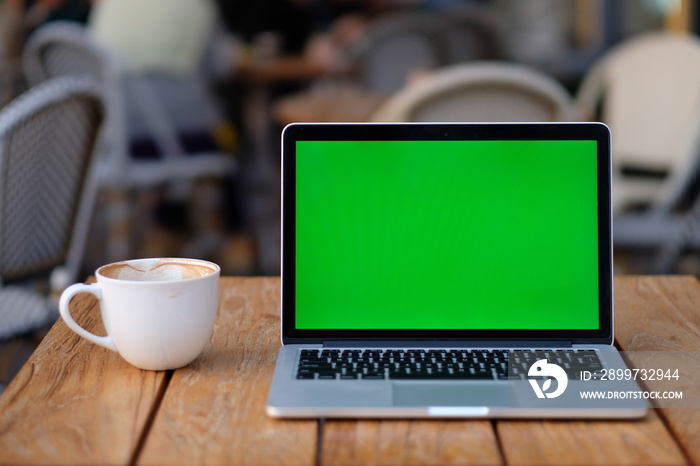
[495,276,692,466]
[273,87,387,125]
[138,277,317,466]
[497,413,686,466]
[0,290,166,465]
[614,276,700,352]
[615,275,700,465]
[322,420,502,465]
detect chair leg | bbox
[104,187,132,262]
[653,202,700,274]
[182,178,225,259]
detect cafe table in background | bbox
[0,275,699,465]
[272,83,387,125]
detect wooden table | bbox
[235,55,328,84]
[272,85,387,125]
[1,276,699,465]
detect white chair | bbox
[371,61,576,123]
[22,22,237,261]
[577,32,700,215]
[0,76,104,339]
[577,33,700,271]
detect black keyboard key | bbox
[300,362,333,370]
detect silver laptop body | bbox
[267,123,647,419]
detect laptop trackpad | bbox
[392,382,508,407]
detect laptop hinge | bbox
[323,340,573,348]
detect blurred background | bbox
[1,0,700,388]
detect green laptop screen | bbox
[294,140,599,330]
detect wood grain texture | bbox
[614,276,700,352]
[0,288,166,465]
[322,420,502,466]
[615,275,700,465]
[497,412,686,466]
[138,277,317,466]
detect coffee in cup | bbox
[59,258,220,371]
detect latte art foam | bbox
[100,259,216,282]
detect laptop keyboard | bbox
[296,349,603,380]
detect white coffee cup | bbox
[59,258,220,371]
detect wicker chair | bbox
[23,21,236,188]
[341,12,449,94]
[0,77,104,340]
[22,22,236,262]
[341,9,502,95]
[371,61,576,123]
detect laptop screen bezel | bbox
[281,123,613,345]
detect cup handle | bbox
[59,283,118,352]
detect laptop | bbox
[267,122,647,418]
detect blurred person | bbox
[215,0,315,54]
[88,0,241,150]
[304,12,368,74]
[215,0,373,69]
[87,0,247,263]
